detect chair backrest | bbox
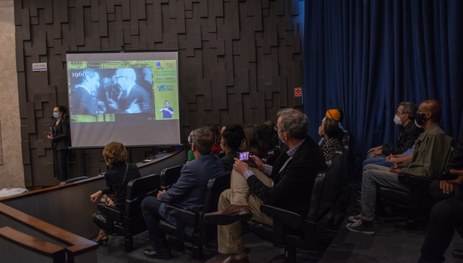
[200,171,231,243]
[202,171,231,214]
[124,174,160,219]
[160,164,183,188]
[306,153,345,222]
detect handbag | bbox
[100,164,129,208]
[101,194,116,208]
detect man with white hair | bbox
[108,68,154,113]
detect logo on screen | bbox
[157,84,173,91]
[165,62,175,68]
[155,61,164,70]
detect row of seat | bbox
[92,164,229,253]
[248,152,348,262]
[93,153,349,262]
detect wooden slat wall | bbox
[14,0,304,187]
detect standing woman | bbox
[47,105,71,182]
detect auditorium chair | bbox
[158,172,231,258]
[247,153,347,263]
[93,173,160,251]
[160,164,183,189]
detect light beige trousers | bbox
[218,168,273,254]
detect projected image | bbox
[69,67,155,116]
[70,68,154,115]
[66,52,181,147]
[159,100,174,118]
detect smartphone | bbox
[238,152,253,161]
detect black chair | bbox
[92,174,160,251]
[248,153,346,263]
[158,172,231,258]
[160,164,183,188]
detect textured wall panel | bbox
[15,0,304,187]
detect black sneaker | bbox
[347,214,362,224]
[452,249,463,259]
[143,248,171,259]
[346,220,375,235]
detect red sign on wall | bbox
[294,87,302,97]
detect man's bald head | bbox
[420,99,441,122]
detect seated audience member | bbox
[365,102,422,166]
[205,122,282,228]
[209,124,223,155]
[141,127,224,259]
[418,134,463,263]
[346,99,452,234]
[205,108,326,263]
[322,108,350,149]
[90,142,141,244]
[187,130,195,161]
[244,123,281,163]
[318,117,344,165]
[261,120,282,165]
[220,124,245,171]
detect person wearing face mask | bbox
[364,102,423,167]
[346,99,452,235]
[205,108,326,263]
[47,105,71,182]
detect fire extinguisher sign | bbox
[294,87,302,97]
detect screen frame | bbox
[65,50,181,148]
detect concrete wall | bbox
[0,0,24,188]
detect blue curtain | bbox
[303,0,463,163]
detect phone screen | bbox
[239,152,250,161]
